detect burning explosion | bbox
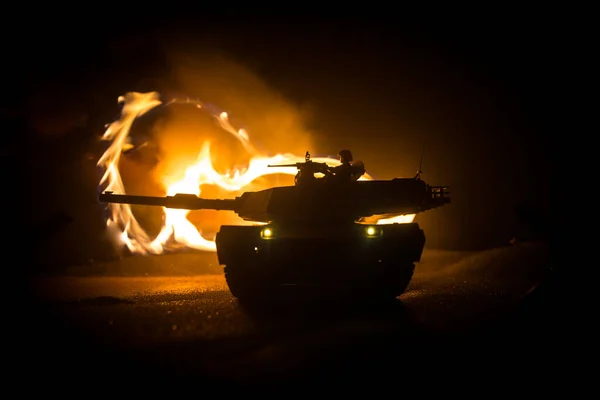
[97,91,414,255]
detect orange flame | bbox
[97,92,414,255]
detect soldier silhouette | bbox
[326,150,366,182]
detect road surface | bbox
[21,242,556,389]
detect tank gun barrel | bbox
[98,191,238,211]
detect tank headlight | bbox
[364,226,382,238]
[260,227,275,239]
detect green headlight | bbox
[364,225,382,238]
[260,227,275,239]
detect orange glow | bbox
[97,92,415,255]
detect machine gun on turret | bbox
[267,151,332,185]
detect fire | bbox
[97,92,414,255]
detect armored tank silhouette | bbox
[99,151,450,302]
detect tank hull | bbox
[215,222,425,302]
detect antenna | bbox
[415,147,424,179]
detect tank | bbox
[99,151,450,302]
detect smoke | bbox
[148,46,317,182]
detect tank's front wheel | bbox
[224,264,271,302]
[371,261,415,300]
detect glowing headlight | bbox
[364,226,382,238]
[260,227,275,239]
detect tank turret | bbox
[99,151,450,303]
[100,178,448,224]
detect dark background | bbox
[6,12,559,270]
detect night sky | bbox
[7,13,556,269]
